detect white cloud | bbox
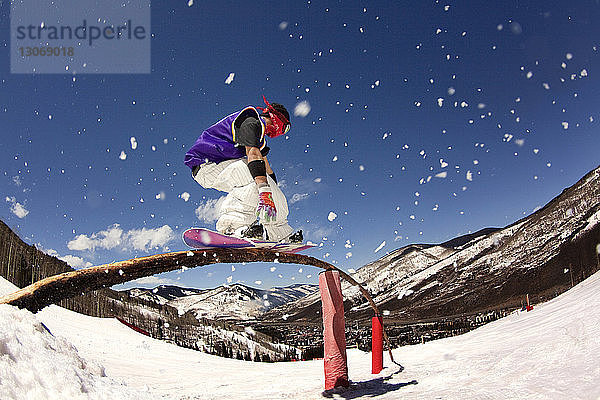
[38,247,93,269]
[195,197,226,223]
[67,224,175,253]
[42,247,59,257]
[128,275,180,288]
[294,100,311,117]
[5,196,29,218]
[58,254,93,269]
[12,202,29,218]
[278,21,288,30]
[67,234,96,251]
[68,224,124,251]
[125,225,176,252]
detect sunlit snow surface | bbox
[1,273,599,399]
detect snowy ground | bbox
[1,272,599,400]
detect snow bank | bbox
[393,269,600,399]
[0,304,142,400]
[0,276,19,294]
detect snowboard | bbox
[183,227,315,254]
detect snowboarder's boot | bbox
[288,230,303,243]
[241,220,268,240]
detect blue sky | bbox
[1,1,598,290]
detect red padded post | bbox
[372,315,383,374]
[319,270,349,390]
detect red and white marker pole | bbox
[319,270,349,390]
[372,314,383,374]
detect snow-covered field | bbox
[1,272,599,399]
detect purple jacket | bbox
[184,106,268,169]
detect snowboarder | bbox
[184,96,302,243]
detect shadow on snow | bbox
[322,365,417,399]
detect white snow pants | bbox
[193,158,294,241]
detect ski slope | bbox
[1,271,599,399]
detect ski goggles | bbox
[259,96,290,138]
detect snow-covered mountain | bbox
[125,285,208,305]
[269,165,600,322]
[124,283,317,320]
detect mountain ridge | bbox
[265,165,600,323]
[123,282,318,321]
